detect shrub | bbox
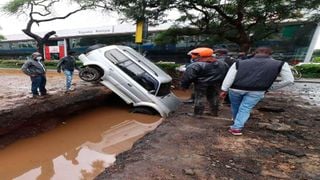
[0,60,83,69]
[156,63,181,78]
[313,57,320,63]
[296,63,320,78]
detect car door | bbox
[104,49,155,103]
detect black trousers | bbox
[194,85,220,116]
[30,75,47,96]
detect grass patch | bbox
[0,60,83,69]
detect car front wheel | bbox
[79,67,102,82]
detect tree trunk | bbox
[22,28,56,60]
[238,30,251,53]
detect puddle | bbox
[282,83,320,106]
[0,105,161,180]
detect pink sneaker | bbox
[228,128,243,136]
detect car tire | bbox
[130,107,158,115]
[79,67,102,82]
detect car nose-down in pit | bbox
[78,44,181,117]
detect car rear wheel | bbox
[79,67,102,82]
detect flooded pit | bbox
[0,68,187,179]
[0,103,162,180]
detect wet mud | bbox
[1,68,320,179]
[97,84,320,179]
[0,68,163,179]
[0,98,162,179]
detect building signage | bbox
[76,27,113,35]
[49,46,60,53]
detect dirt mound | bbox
[97,92,320,179]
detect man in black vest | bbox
[220,47,294,135]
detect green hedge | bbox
[0,60,83,69]
[296,63,320,78]
[155,63,181,79]
[313,57,320,63]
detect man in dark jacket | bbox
[220,47,294,135]
[21,52,47,98]
[181,47,229,117]
[215,48,235,67]
[57,51,79,92]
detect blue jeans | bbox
[31,75,47,96]
[64,70,74,90]
[229,89,265,130]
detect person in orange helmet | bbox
[181,47,229,117]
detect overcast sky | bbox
[0,0,319,49]
[0,0,124,35]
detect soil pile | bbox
[97,91,320,179]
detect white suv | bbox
[78,45,181,117]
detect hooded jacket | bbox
[21,58,46,76]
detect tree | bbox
[2,0,110,57]
[112,0,320,52]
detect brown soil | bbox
[96,91,320,179]
[1,69,319,179]
[0,69,112,148]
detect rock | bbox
[271,119,280,123]
[304,102,311,105]
[307,146,315,150]
[286,134,298,141]
[183,168,195,176]
[258,106,285,113]
[293,119,311,126]
[278,147,306,157]
[258,148,277,157]
[284,114,290,118]
[261,169,290,179]
[242,167,261,174]
[266,123,293,132]
[258,122,271,128]
[225,165,232,169]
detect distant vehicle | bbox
[78,44,181,117]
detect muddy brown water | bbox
[0,103,162,179]
[0,68,187,179]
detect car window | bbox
[105,49,129,64]
[105,49,159,94]
[122,48,159,76]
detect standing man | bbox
[215,48,235,67]
[220,47,294,136]
[57,51,79,92]
[21,52,47,98]
[181,47,229,117]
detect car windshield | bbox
[105,49,159,94]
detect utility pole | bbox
[304,22,320,62]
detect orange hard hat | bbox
[188,47,214,58]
